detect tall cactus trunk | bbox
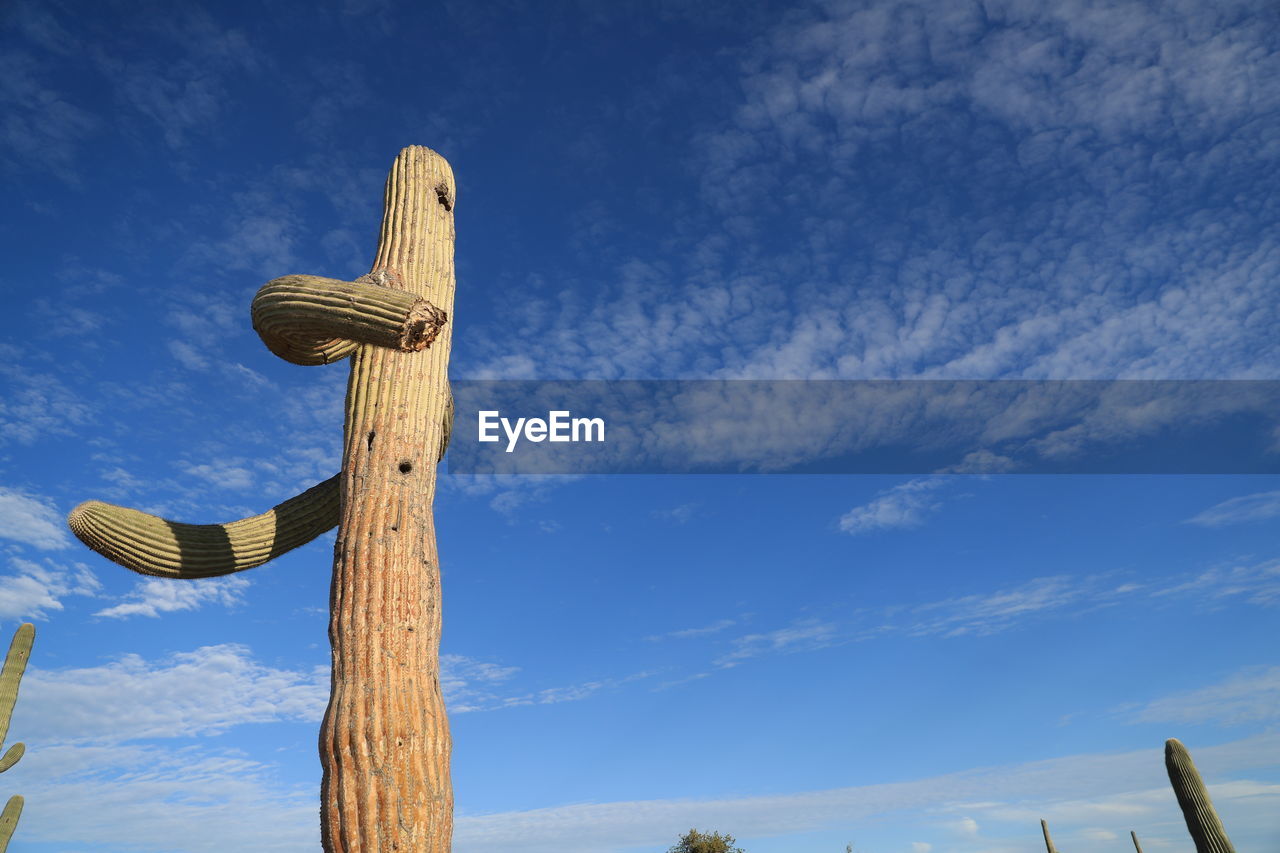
[1164,738,1235,853]
[318,146,457,852]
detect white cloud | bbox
[14,642,327,743]
[646,618,738,642]
[181,459,257,492]
[1150,557,1280,608]
[0,366,93,445]
[442,734,1280,853]
[715,618,838,667]
[902,576,1084,639]
[839,478,947,534]
[0,557,100,620]
[5,741,316,851]
[94,576,250,619]
[1186,490,1280,527]
[1128,665,1280,727]
[441,653,522,713]
[0,487,70,549]
[442,652,658,714]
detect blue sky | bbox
[2,0,1279,851]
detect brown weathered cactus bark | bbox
[318,146,456,852]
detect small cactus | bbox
[0,625,33,774]
[0,624,34,853]
[1040,818,1058,853]
[1165,738,1236,853]
[0,795,21,853]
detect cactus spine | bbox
[1165,738,1236,853]
[0,624,34,852]
[66,146,456,852]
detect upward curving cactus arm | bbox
[68,476,340,578]
[1165,738,1236,853]
[0,795,20,853]
[252,271,447,365]
[0,625,32,773]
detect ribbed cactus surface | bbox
[0,625,32,774]
[66,145,459,853]
[0,795,21,853]
[69,476,340,578]
[1165,738,1236,853]
[0,624,33,852]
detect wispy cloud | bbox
[94,576,251,619]
[714,618,838,667]
[1186,490,1280,527]
[901,575,1085,639]
[15,642,326,743]
[441,653,657,714]
[6,742,317,851]
[838,478,948,535]
[0,557,100,620]
[0,487,71,549]
[0,366,94,445]
[445,734,1280,853]
[1149,557,1280,608]
[1127,665,1280,727]
[646,618,738,642]
[651,502,701,525]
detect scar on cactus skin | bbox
[0,623,34,853]
[1165,738,1236,853]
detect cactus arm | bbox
[0,745,21,775]
[0,625,32,760]
[252,272,447,366]
[67,476,340,578]
[1165,738,1236,853]
[1040,818,1057,853]
[1131,830,1144,852]
[0,795,20,853]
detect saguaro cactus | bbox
[0,623,34,852]
[67,146,458,852]
[1165,738,1236,853]
[1040,818,1058,853]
